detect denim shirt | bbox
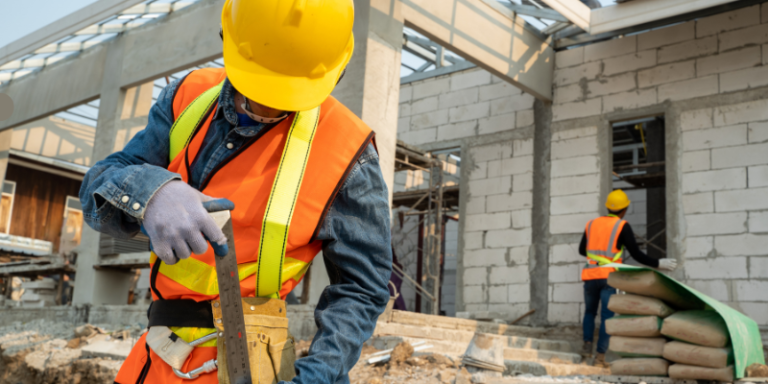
[79,78,393,384]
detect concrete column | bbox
[332,0,403,200]
[72,38,135,305]
[529,99,552,326]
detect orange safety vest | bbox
[581,215,626,281]
[115,68,373,384]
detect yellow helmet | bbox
[606,189,631,211]
[221,0,355,111]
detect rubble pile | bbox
[349,341,472,384]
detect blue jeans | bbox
[583,279,616,354]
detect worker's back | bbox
[582,215,626,281]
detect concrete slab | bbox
[80,335,134,360]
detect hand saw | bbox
[204,199,252,384]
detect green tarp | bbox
[604,264,765,379]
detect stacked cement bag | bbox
[606,271,734,381]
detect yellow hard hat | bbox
[221,0,355,112]
[606,189,631,211]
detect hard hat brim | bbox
[222,23,354,112]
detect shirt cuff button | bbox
[132,202,141,210]
[121,195,130,203]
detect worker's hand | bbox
[142,180,228,265]
[657,258,677,271]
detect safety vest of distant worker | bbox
[581,214,628,281]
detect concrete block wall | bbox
[680,98,768,325]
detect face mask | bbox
[240,95,289,124]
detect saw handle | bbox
[202,199,235,257]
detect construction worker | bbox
[79,1,392,383]
[578,189,676,368]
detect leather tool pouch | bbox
[213,297,296,384]
[145,326,195,370]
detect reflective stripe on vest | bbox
[164,83,320,299]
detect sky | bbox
[0,0,99,49]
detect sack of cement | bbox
[607,294,675,318]
[662,341,732,368]
[607,271,701,309]
[610,358,669,376]
[609,336,667,357]
[661,311,729,348]
[606,315,663,337]
[668,364,734,381]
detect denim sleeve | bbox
[291,144,393,384]
[79,79,183,239]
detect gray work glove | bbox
[141,180,228,265]
[657,258,677,271]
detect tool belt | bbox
[146,297,297,383]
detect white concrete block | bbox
[682,168,746,193]
[551,174,600,197]
[551,155,599,178]
[715,187,768,212]
[719,63,768,93]
[585,36,637,62]
[487,191,533,212]
[553,99,602,122]
[399,85,413,103]
[685,257,748,279]
[682,124,748,151]
[711,142,768,169]
[463,286,485,303]
[685,236,714,258]
[451,69,491,91]
[687,280,730,302]
[714,99,768,126]
[638,60,695,88]
[740,302,768,326]
[748,165,768,187]
[490,94,535,116]
[488,285,507,303]
[587,73,636,97]
[682,150,711,173]
[556,46,584,69]
[470,143,512,163]
[512,173,533,192]
[749,211,768,233]
[554,83,583,104]
[509,246,530,265]
[465,212,511,231]
[398,116,410,133]
[696,6,760,38]
[686,212,747,236]
[602,50,657,76]
[490,265,529,285]
[399,103,412,118]
[680,108,713,131]
[469,176,512,196]
[750,256,768,279]
[463,267,487,284]
[698,46,761,77]
[412,77,450,100]
[602,88,657,113]
[551,193,600,215]
[411,96,438,115]
[478,113,515,135]
[439,88,479,110]
[465,231,484,250]
[514,139,534,157]
[550,243,581,264]
[553,126,597,141]
[410,109,449,130]
[470,162,487,180]
[658,36,717,64]
[551,135,598,160]
[485,228,531,248]
[512,209,532,229]
[488,156,533,176]
[748,122,768,144]
[638,22,695,50]
[479,82,521,101]
[554,61,601,87]
[715,233,768,256]
[464,248,507,267]
[550,213,597,235]
[683,192,714,214]
[449,102,490,123]
[466,196,485,215]
[548,303,581,324]
[658,76,719,102]
[437,121,476,141]
[550,263,582,283]
[516,110,534,128]
[508,283,531,303]
[552,283,584,303]
[399,128,437,145]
